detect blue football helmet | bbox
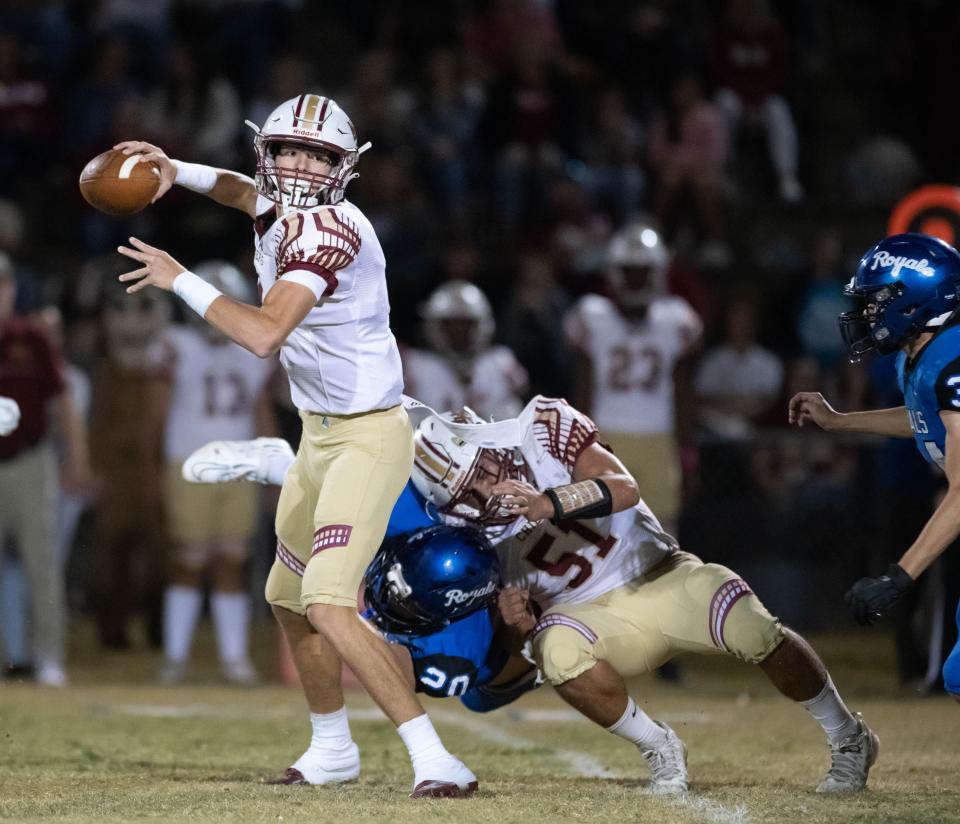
[363,525,501,635]
[840,232,960,359]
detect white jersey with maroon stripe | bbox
[253,195,404,415]
[563,294,701,435]
[158,325,274,462]
[402,345,528,420]
[487,396,677,607]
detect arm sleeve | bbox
[275,208,361,302]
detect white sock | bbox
[264,449,295,486]
[210,590,250,664]
[801,676,858,743]
[397,713,449,765]
[163,585,203,663]
[606,697,668,749]
[304,707,354,753]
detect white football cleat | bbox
[182,437,294,485]
[410,755,478,798]
[267,743,360,785]
[221,658,260,686]
[35,662,68,688]
[640,721,688,795]
[816,713,879,794]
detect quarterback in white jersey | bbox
[564,222,701,528]
[403,281,528,420]
[410,397,880,795]
[114,94,477,798]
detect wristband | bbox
[173,271,222,318]
[544,479,612,523]
[171,159,217,193]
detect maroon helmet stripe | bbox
[422,437,460,470]
[317,97,329,125]
[292,94,305,128]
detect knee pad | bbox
[695,565,784,664]
[532,614,599,686]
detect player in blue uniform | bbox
[789,232,960,700]
[363,520,539,711]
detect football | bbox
[79,149,160,216]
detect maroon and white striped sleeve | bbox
[530,396,600,472]
[275,208,361,301]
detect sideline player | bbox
[790,232,960,702]
[113,94,476,797]
[410,395,878,794]
[402,280,528,420]
[149,261,274,685]
[564,222,700,534]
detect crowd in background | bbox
[2,0,959,690]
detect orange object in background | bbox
[889,184,960,246]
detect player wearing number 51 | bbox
[790,232,960,701]
[411,395,878,795]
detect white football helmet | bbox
[245,94,371,210]
[606,221,669,310]
[412,411,529,534]
[421,280,495,357]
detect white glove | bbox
[0,396,21,436]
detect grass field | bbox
[1,624,958,824]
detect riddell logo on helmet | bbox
[871,251,935,277]
[443,580,497,609]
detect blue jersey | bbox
[897,320,960,469]
[381,606,508,698]
[385,482,435,536]
[378,483,510,698]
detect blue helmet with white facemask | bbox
[840,233,960,360]
[363,525,501,635]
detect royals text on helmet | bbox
[839,232,960,360]
[244,94,371,210]
[363,525,501,635]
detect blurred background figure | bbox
[148,262,275,686]
[564,222,701,536]
[648,69,730,268]
[695,297,783,440]
[0,252,93,686]
[87,270,170,651]
[695,294,784,440]
[403,280,528,420]
[712,0,804,204]
[500,248,572,400]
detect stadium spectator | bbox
[647,70,730,268]
[500,248,572,400]
[712,0,804,203]
[0,252,93,686]
[696,295,784,439]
